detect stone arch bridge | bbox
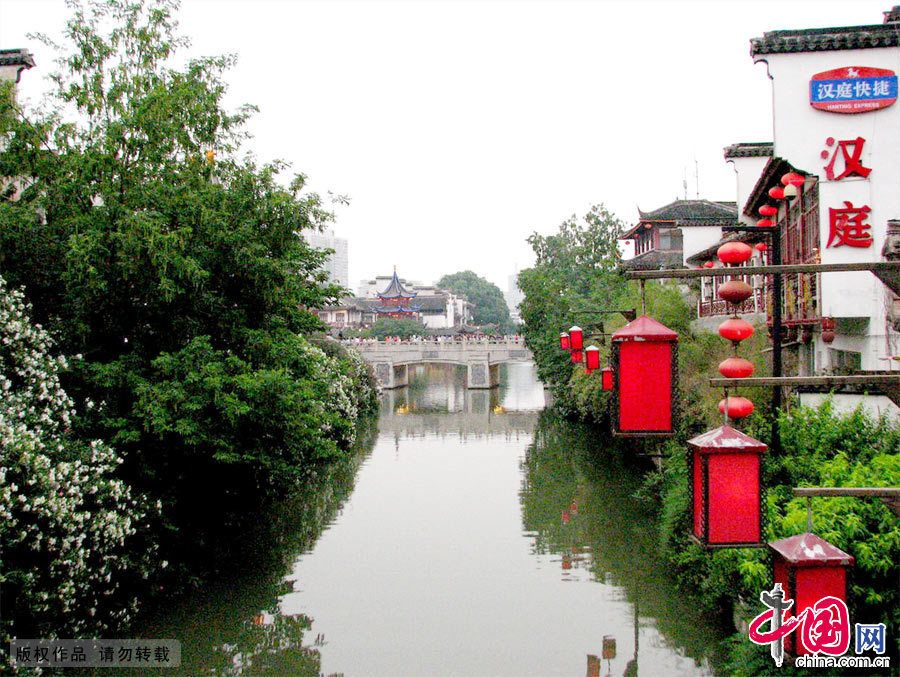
[350,339,533,389]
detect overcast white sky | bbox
[0,0,892,292]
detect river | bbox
[144,362,725,675]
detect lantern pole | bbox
[639,280,646,316]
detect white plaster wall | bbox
[681,226,723,263]
[760,46,900,368]
[728,155,771,224]
[798,392,900,423]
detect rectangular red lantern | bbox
[688,425,766,547]
[601,366,614,391]
[611,315,678,435]
[560,332,570,350]
[769,532,854,656]
[570,349,582,364]
[585,346,601,370]
[569,325,584,351]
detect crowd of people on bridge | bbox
[340,334,523,346]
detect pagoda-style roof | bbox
[621,200,738,239]
[378,270,417,299]
[768,532,855,568]
[751,20,900,57]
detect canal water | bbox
[145,363,724,676]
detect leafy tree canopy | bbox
[365,317,426,339]
[436,270,510,328]
[0,0,374,507]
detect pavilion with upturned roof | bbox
[375,269,422,319]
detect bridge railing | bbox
[346,339,527,350]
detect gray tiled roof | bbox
[0,49,35,68]
[724,142,773,159]
[639,199,738,223]
[621,250,684,271]
[751,22,900,56]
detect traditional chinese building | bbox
[318,270,471,331]
[747,7,900,376]
[374,269,420,319]
[619,199,739,271]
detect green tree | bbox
[0,0,376,570]
[518,204,626,409]
[436,270,511,329]
[366,316,426,339]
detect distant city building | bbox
[506,271,523,324]
[319,270,471,331]
[304,228,349,288]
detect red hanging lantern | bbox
[822,330,836,343]
[611,316,678,436]
[601,366,614,391]
[689,425,767,547]
[560,332,571,350]
[569,326,584,351]
[781,171,805,187]
[718,356,754,378]
[768,186,785,200]
[757,219,775,228]
[585,345,600,373]
[718,396,754,419]
[718,318,755,342]
[717,280,753,305]
[755,242,768,252]
[703,261,715,269]
[570,349,583,365]
[717,242,753,265]
[769,533,854,656]
[758,205,778,217]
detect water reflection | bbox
[521,415,723,675]
[143,362,722,676]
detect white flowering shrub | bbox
[0,276,154,658]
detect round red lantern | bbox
[703,261,715,269]
[718,318,755,342]
[758,205,777,217]
[754,242,768,252]
[560,332,571,350]
[601,366,614,391]
[822,330,836,343]
[570,349,583,364]
[569,326,584,351]
[718,396,754,419]
[768,186,785,200]
[717,241,753,265]
[718,356,754,378]
[757,219,775,228]
[781,171,805,187]
[585,345,601,371]
[717,280,753,305]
